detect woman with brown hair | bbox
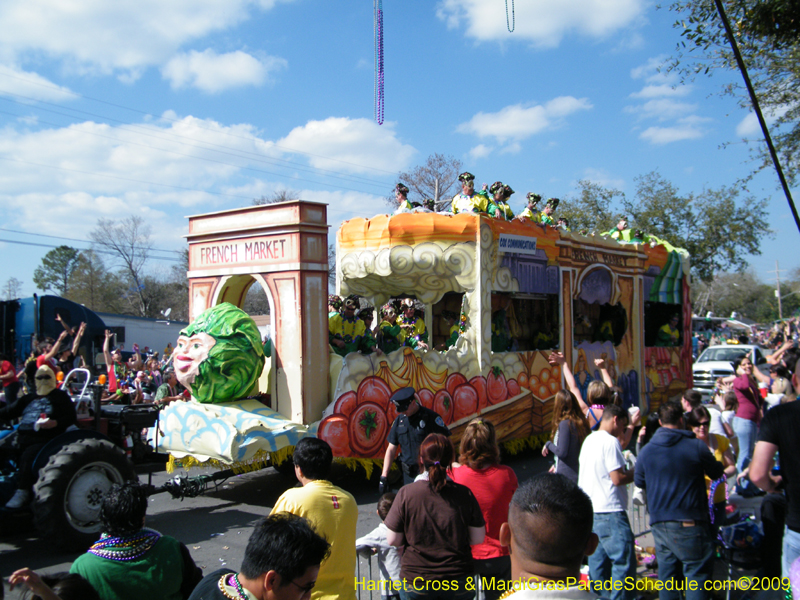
[451,420,518,600]
[385,433,485,600]
[686,405,736,532]
[541,389,591,482]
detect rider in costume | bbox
[396,299,429,350]
[604,215,628,240]
[394,182,413,214]
[656,315,681,347]
[540,197,559,226]
[557,216,571,231]
[328,295,343,319]
[378,304,403,354]
[487,181,515,220]
[451,172,488,214]
[328,296,367,357]
[437,310,460,351]
[357,307,380,355]
[517,192,542,222]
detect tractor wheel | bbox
[33,438,136,551]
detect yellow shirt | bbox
[451,193,488,214]
[271,480,358,600]
[517,207,541,223]
[708,435,730,504]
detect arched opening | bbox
[214,274,276,406]
[574,267,628,346]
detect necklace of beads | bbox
[88,528,161,561]
[218,573,253,600]
[708,476,729,542]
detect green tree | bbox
[666,0,800,186]
[624,172,771,281]
[66,250,123,313]
[32,245,80,296]
[564,171,772,282]
[559,180,623,233]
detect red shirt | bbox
[733,374,762,422]
[36,355,57,370]
[1,360,17,387]
[450,464,518,559]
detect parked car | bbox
[692,343,771,397]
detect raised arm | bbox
[594,357,614,388]
[549,352,587,411]
[752,367,771,386]
[70,322,86,355]
[55,312,75,336]
[103,329,114,367]
[131,343,143,371]
[766,341,793,365]
[43,331,68,362]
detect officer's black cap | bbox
[390,387,415,410]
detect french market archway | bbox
[185,201,329,424]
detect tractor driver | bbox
[0,365,77,509]
[379,387,450,491]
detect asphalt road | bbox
[0,450,550,599]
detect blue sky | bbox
[0,0,797,298]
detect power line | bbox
[0,237,182,262]
[0,227,182,257]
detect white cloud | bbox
[457,97,592,145]
[0,64,75,102]
[579,168,625,190]
[278,117,416,173]
[468,144,492,160]
[500,142,522,155]
[736,106,788,137]
[639,116,711,144]
[436,0,646,47]
[162,49,286,93]
[629,56,691,98]
[0,114,277,240]
[625,99,698,121]
[628,56,709,145]
[0,0,293,79]
[0,112,411,241]
[630,84,691,99]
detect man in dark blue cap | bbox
[379,387,450,492]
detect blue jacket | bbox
[634,427,724,524]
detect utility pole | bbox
[768,260,786,320]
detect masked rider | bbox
[0,365,77,509]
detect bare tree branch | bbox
[89,216,153,317]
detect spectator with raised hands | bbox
[56,321,86,377]
[36,330,68,372]
[549,352,638,445]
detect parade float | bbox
[156,200,692,476]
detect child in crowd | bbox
[355,493,402,600]
[720,391,739,455]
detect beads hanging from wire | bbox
[374,0,385,125]
[506,0,515,32]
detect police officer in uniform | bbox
[379,387,450,493]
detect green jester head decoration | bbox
[173,302,265,404]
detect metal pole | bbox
[777,260,783,320]
[712,0,800,235]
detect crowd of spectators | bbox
[7,310,800,598]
